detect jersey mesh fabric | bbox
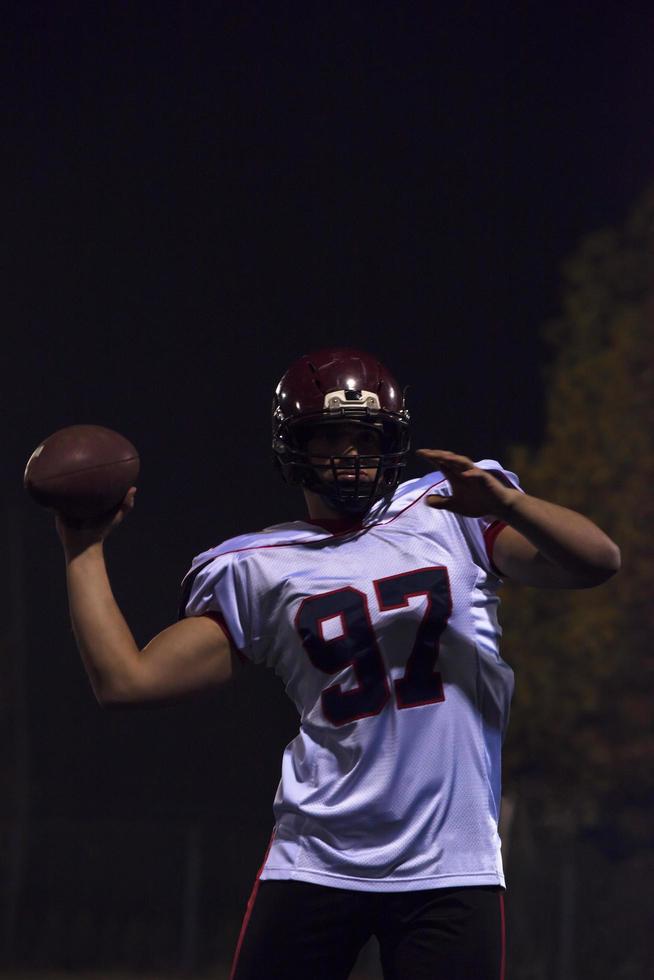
[182,463,521,892]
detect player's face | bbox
[305,424,382,482]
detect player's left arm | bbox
[418,449,621,589]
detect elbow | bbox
[607,541,622,574]
[95,689,134,708]
[581,541,621,587]
[92,674,147,707]
[599,540,622,579]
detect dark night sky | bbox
[3,3,654,825]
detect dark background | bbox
[2,1,654,972]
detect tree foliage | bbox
[502,186,654,845]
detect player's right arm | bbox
[57,491,234,705]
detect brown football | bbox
[24,425,140,523]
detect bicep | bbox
[492,525,600,589]
[114,615,236,703]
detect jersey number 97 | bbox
[295,566,451,725]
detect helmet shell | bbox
[272,348,410,514]
[273,348,405,424]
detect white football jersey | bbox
[181,462,521,892]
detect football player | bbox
[56,349,620,979]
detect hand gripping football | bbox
[24,424,140,524]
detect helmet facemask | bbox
[275,416,410,516]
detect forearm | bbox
[64,542,142,702]
[495,490,621,583]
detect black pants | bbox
[230,879,506,980]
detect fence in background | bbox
[1,810,652,978]
[0,816,258,974]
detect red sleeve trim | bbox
[203,611,248,664]
[483,520,508,576]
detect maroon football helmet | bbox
[272,348,410,514]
